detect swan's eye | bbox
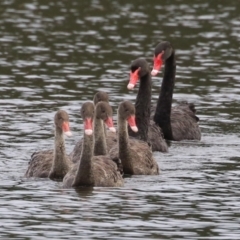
[131,66,138,72]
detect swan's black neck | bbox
[154,50,176,140]
[129,72,151,142]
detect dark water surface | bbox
[1,0,240,239]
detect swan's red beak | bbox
[105,117,116,133]
[128,67,141,90]
[127,115,138,132]
[151,52,164,76]
[62,121,72,137]
[84,118,93,135]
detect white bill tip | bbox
[127,83,135,90]
[85,129,93,135]
[151,69,159,76]
[64,131,72,137]
[130,126,138,132]
[109,127,116,133]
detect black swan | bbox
[109,101,159,175]
[127,58,168,152]
[25,110,72,179]
[63,101,124,188]
[151,41,201,141]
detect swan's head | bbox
[128,58,150,90]
[95,102,116,133]
[54,110,72,137]
[93,91,109,105]
[118,101,138,132]
[81,102,94,135]
[151,41,173,76]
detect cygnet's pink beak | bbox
[105,117,116,133]
[127,115,138,132]
[62,121,72,137]
[84,118,93,135]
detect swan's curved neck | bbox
[72,134,94,187]
[154,50,176,140]
[50,127,70,180]
[129,72,151,142]
[93,117,108,156]
[118,115,133,174]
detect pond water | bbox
[0,0,240,239]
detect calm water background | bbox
[0,0,240,239]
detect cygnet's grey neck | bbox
[72,133,94,187]
[118,115,132,172]
[49,126,70,180]
[93,117,108,156]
